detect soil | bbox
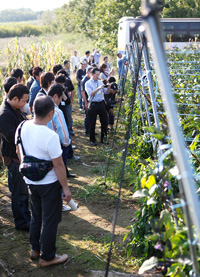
[0,108,161,277]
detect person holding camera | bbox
[85,68,108,146]
[104,82,122,132]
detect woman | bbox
[99,63,110,82]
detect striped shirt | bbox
[47,104,71,146]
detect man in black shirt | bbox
[76,59,87,111]
[0,84,30,231]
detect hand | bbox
[109,109,114,115]
[99,85,104,90]
[62,187,72,203]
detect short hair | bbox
[117,53,121,58]
[8,83,29,100]
[48,83,64,98]
[57,68,68,77]
[107,76,116,83]
[55,74,66,84]
[11,68,23,79]
[33,96,54,119]
[33,66,43,78]
[3,77,17,93]
[86,66,93,73]
[103,56,108,61]
[99,63,107,73]
[64,60,70,65]
[40,72,54,89]
[52,64,63,75]
[91,68,100,75]
[29,66,34,76]
[85,51,90,55]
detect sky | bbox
[0,0,68,11]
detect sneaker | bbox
[62,204,71,212]
[79,108,83,111]
[72,156,80,161]
[90,141,97,146]
[39,254,68,268]
[72,145,76,149]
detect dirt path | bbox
[0,108,160,277]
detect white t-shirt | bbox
[15,120,62,185]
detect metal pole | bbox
[142,1,200,274]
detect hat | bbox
[110,82,118,90]
[80,58,87,65]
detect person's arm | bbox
[70,90,75,105]
[54,111,70,146]
[52,156,71,202]
[85,82,104,97]
[76,70,82,83]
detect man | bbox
[0,84,30,231]
[93,48,101,67]
[11,68,24,83]
[85,67,108,146]
[117,53,128,89]
[76,59,87,111]
[64,60,71,76]
[3,77,17,99]
[57,68,75,135]
[36,72,55,98]
[83,50,90,63]
[71,50,80,72]
[47,84,75,178]
[29,66,43,110]
[15,95,71,267]
[81,66,92,136]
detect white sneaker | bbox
[62,204,71,212]
[79,108,83,111]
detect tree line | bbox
[0,9,43,23]
[48,0,200,55]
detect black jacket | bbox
[104,93,117,111]
[0,100,27,160]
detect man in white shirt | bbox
[71,50,80,73]
[85,67,108,146]
[15,96,71,267]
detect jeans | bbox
[29,181,62,261]
[66,105,73,134]
[61,144,70,166]
[7,161,30,229]
[77,85,83,109]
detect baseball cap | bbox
[110,82,118,90]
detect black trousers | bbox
[89,101,108,142]
[29,181,62,261]
[7,161,30,229]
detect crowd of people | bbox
[0,47,127,268]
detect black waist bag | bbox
[19,155,53,181]
[17,121,53,181]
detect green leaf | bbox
[139,256,158,275]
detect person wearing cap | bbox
[117,53,128,89]
[104,82,121,132]
[76,59,87,111]
[93,48,101,67]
